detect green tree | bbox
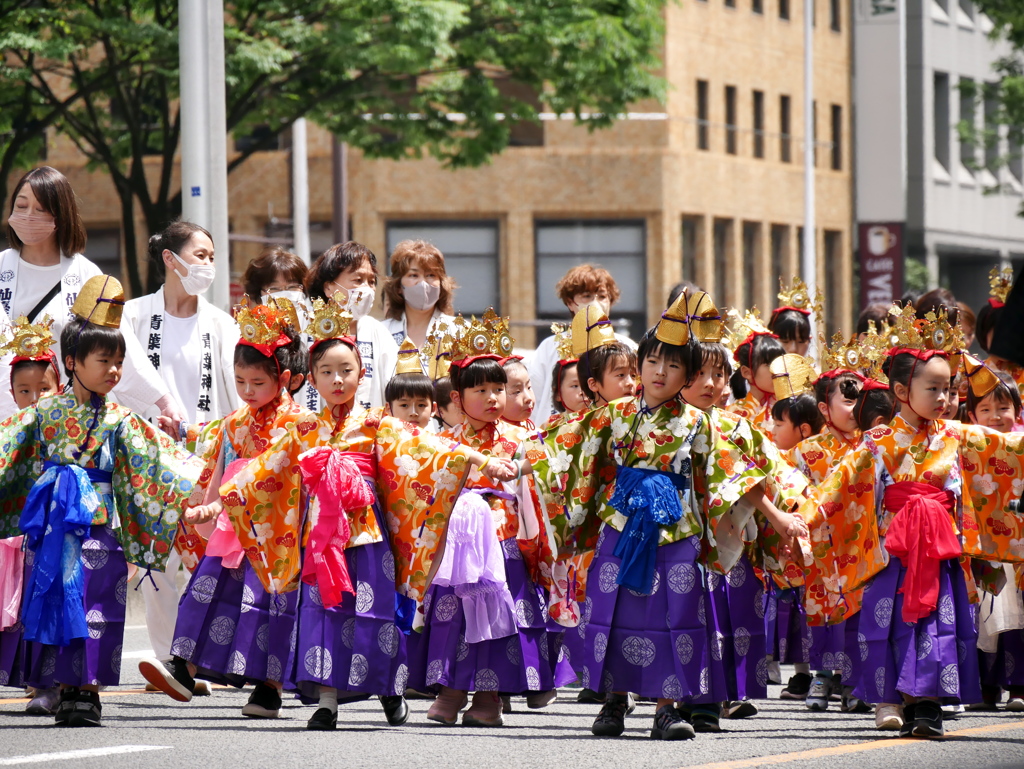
[0,0,667,295]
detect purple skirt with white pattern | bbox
[410,536,575,694]
[170,555,297,688]
[716,555,768,700]
[980,627,1024,689]
[288,503,408,700]
[22,524,129,688]
[809,612,862,687]
[766,587,811,664]
[573,526,755,703]
[855,557,981,704]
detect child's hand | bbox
[786,513,808,539]
[185,500,222,525]
[482,458,518,483]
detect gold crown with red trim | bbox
[776,277,822,315]
[308,295,354,342]
[234,296,294,345]
[449,308,515,363]
[1,314,56,359]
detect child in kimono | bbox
[727,313,785,434]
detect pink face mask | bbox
[8,211,56,245]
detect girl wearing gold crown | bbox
[0,275,201,727]
[524,293,807,740]
[138,298,311,720]
[215,297,514,731]
[801,305,1024,738]
[411,311,571,727]
[726,314,786,435]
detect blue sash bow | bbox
[19,461,111,646]
[608,465,689,594]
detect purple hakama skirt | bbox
[766,586,812,664]
[980,627,1024,690]
[716,555,769,700]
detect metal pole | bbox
[178,0,210,232]
[802,0,817,301]
[205,0,230,310]
[292,118,310,265]
[332,137,349,243]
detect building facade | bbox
[21,0,854,345]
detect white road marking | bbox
[119,649,156,659]
[0,746,171,765]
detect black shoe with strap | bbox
[899,703,916,738]
[780,672,813,700]
[306,707,338,731]
[651,704,696,741]
[67,689,102,728]
[54,687,79,727]
[690,704,721,733]
[911,700,944,739]
[380,695,409,726]
[592,694,631,737]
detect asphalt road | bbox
[2,627,1023,768]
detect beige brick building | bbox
[31,0,853,345]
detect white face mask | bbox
[170,250,215,296]
[343,285,376,320]
[403,280,441,311]
[264,289,312,329]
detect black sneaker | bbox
[380,695,409,726]
[840,686,872,714]
[592,694,630,737]
[780,672,813,700]
[139,656,195,702]
[651,704,696,740]
[723,699,759,719]
[307,707,338,731]
[54,687,79,726]
[67,689,102,727]
[577,688,607,704]
[690,704,721,733]
[899,703,916,738]
[911,700,943,739]
[242,683,283,719]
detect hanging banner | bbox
[858,222,904,309]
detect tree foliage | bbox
[0,0,667,294]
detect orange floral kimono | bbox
[727,391,773,435]
[802,414,1024,625]
[218,405,472,601]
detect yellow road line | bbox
[679,720,1024,769]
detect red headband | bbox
[814,368,867,385]
[733,331,780,364]
[238,333,291,359]
[449,353,503,371]
[886,347,949,362]
[861,378,889,392]
[988,298,1005,309]
[11,351,61,384]
[772,306,812,317]
[499,354,524,366]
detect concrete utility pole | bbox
[292,118,310,265]
[332,138,349,244]
[179,0,230,310]
[802,0,817,302]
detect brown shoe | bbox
[463,691,504,727]
[426,686,467,725]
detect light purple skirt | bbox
[22,524,129,688]
[766,587,811,664]
[411,537,574,693]
[980,627,1024,689]
[809,612,861,687]
[855,557,981,704]
[572,526,742,703]
[288,503,408,700]
[716,555,768,700]
[170,555,297,687]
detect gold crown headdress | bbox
[71,275,124,328]
[886,303,965,371]
[395,338,425,375]
[552,322,575,362]
[308,295,354,344]
[820,331,882,378]
[571,302,616,358]
[775,277,822,317]
[686,291,726,343]
[2,314,56,361]
[770,354,817,401]
[963,353,1001,398]
[655,291,691,346]
[990,265,1014,306]
[234,296,292,346]
[449,308,515,367]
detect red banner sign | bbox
[858,222,903,310]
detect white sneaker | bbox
[1007,697,1024,712]
[875,703,903,730]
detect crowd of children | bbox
[2,248,1024,746]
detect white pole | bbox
[292,118,310,265]
[205,0,230,310]
[802,0,817,300]
[178,0,209,232]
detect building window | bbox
[958,0,973,21]
[753,0,764,13]
[386,222,499,316]
[830,0,841,31]
[984,83,1000,173]
[713,218,734,304]
[824,230,842,335]
[682,216,703,285]
[780,0,790,19]
[780,95,792,162]
[960,76,976,170]
[742,222,761,311]
[771,224,789,282]
[934,71,951,171]
[697,80,710,151]
[725,85,738,155]
[753,90,765,159]
[535,221,647,339]
[830,104,842,170]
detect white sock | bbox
[318,687,338,713]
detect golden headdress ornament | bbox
[886,303,965,371]
[308,295,354,343]
[71,275,124,328]
[570,302,616,358]
[990,265,1014,306]
[2,314,56,360]
[422,327,454,380]
[775,277,822,317]
[962,353,1000,398]
[820,331,880,377]
[552,322,575,362]
[686,291,726,343]
[655,291,691,346]
[770,354,817,401]
[234,296,291,346]
[449,308,515,367]
[395,338,424,375]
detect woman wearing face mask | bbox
[306,241,397,410]
[121,220,241,672]
[381,240,457,363]
[0,166,183,427]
